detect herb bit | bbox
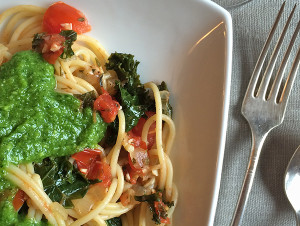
[77,17,85,22]
[59,30,77,59]
[158,81,173,118]
[74,91,97,109]
[135,191,174,224]
[105,217,122,226]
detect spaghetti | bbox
[0,2,177,226]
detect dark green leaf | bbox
[105,53,154,133]
[77,17,85,22]
[32,33,46,52]
[157,81,168,91]
[158,81,173,118]
[134,192,160,203]
[105,53,139,83]
[135,191,173,225]
[119,84,144,131]
[34,156,92,208]
[105,52,152,105]
[59,30,77,59]
[105,118,119,146]
[105,217,122,226]
[74,91,97,109]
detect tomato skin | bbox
[127,131,147,150]
[43,1,91,34]
[94,88,120,123]
[131,111,156,149]
[13,189,27,212]
[72,149,112,188]
[43,48,64,64]
[72,148,101,171]
[91,161,112,188]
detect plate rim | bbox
[0,0,233,225]
[202,1,233,225]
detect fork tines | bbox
[247,2,300,104]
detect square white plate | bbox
[1,0,232,225]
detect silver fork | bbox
[231,2,300,226]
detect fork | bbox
[231,2,300,226]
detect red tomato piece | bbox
[43,1,91,34]
[72,149,112,188]
[94,88,120,123]
[72,148,101,172]
[131,111,156,149]
[35,33,66,64]
[96,161,112,188]
[13,189,27,212]
[43,48,64,64]
[127,131,147,150]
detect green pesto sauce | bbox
[0,190,48,226]
[0,50,107,191]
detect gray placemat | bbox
[212,0,300,225]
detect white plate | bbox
[1,0,232,225]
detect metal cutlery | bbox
[231,2,300,225]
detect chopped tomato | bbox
[92,161,112,188]
[154,201,171,224]
[127,131,147,150]
[13,189,27,212]
[72,148,101,171]
[42,48,64,64]
[72,149,112,188]
[43,1,91,34]
[33,33,66,64]
[94,87,120,123]
[131,111,156,149]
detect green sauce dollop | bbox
[0,50,107,191]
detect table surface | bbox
[212,0,300,225]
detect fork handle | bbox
[231,131,268,226]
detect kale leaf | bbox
[74,91,97,109]
[32,33,46,51]
[118,83,145,131]
[59,30,77,59]
[134,192,161,203]
[105,53,153,132]
[34,156,96,208]
[105,217,122,226]
[158,81,173,118]
[105,53,141,91]
[135,191,174,225]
